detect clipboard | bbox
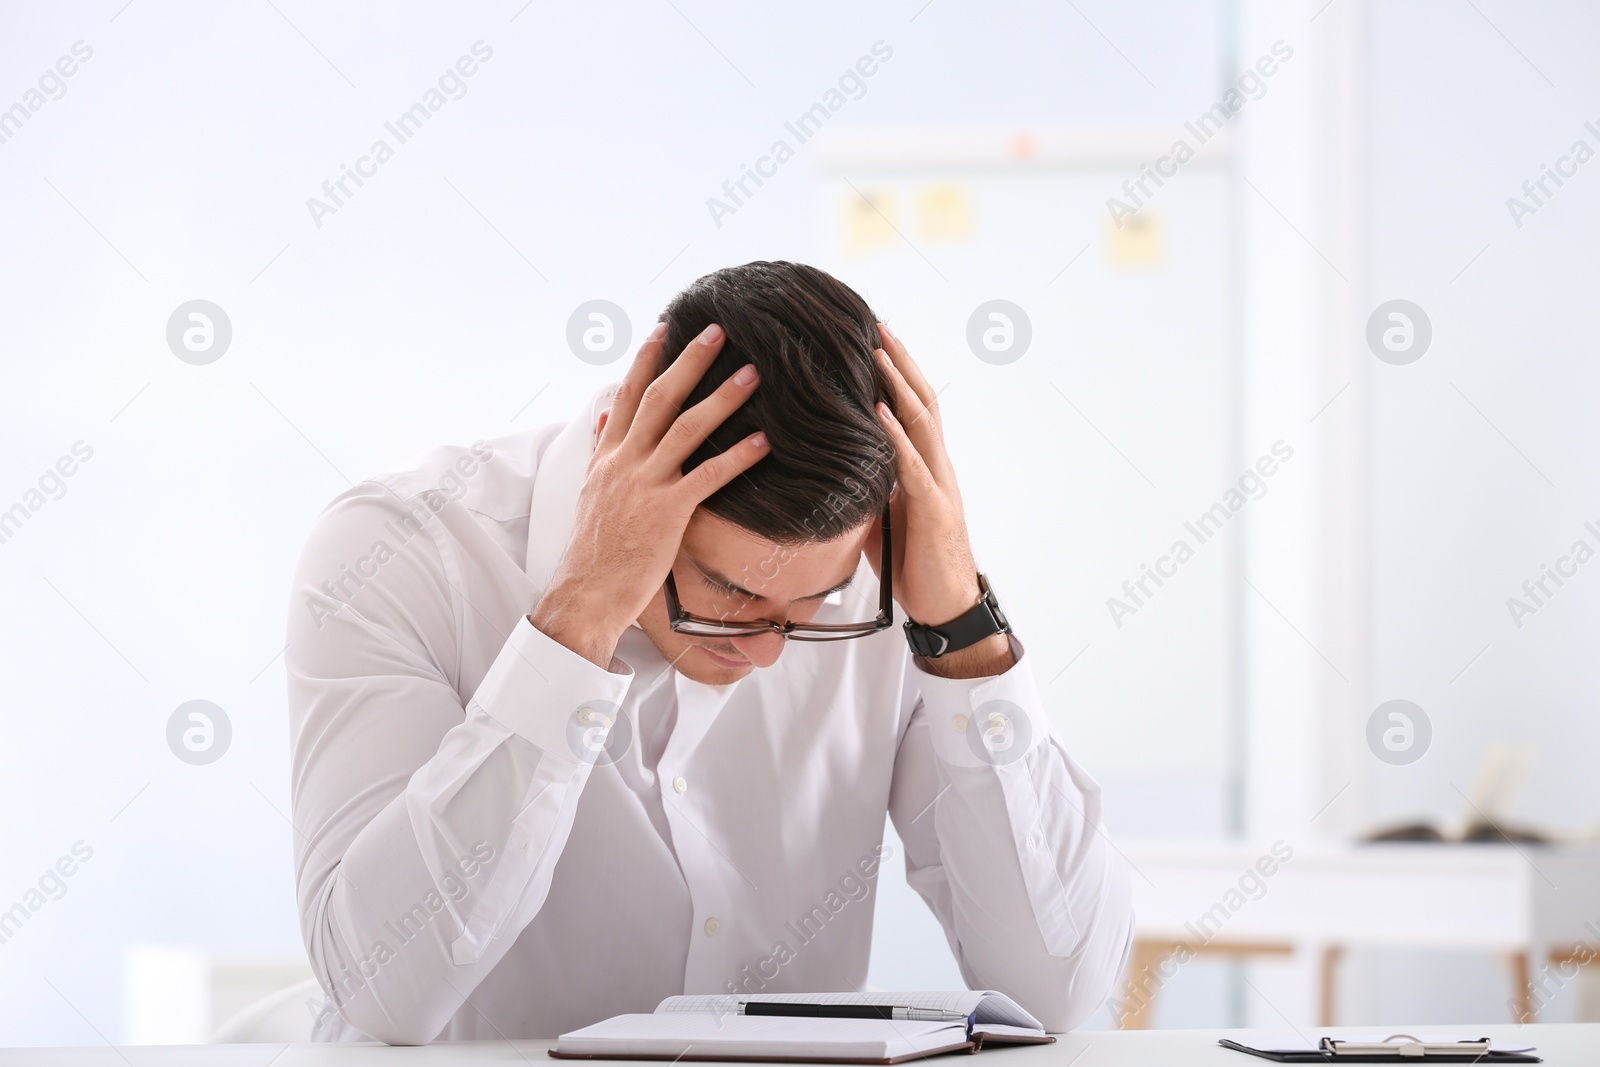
[1219,1034,1542,1063]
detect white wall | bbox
[1364,0,1600,851]
[1353,0,1600,1024]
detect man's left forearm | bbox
[915,630,1015,679]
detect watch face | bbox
[980,574,1009,630]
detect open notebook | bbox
[549,990,1055,1064]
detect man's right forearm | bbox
[527,576,629,669]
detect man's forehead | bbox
[681,512,871,599]
[683,506,873,552]
[687,553,859,602]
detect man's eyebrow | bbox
[688,557,857,602]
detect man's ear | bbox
[863,507,884,581]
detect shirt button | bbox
[952,714,968,732]
[673,776,688,794]
[704,917,721,936]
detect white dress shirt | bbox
[285,385,1134,1045]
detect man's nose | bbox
[728,631,785,668]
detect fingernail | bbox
[879,322,895,340]
[648,321,667,341]
[700,323,723,343]
[750,432,769,449]
[733,364,758,386]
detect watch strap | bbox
[903,573,1010,658]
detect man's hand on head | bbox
[529,321,770,668]
[866,322,1016,680]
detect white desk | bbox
[3,1025,1597,1065]
[1121,841,1600,1026]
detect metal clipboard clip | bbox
[1322,1035,1494,1059]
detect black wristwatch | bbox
[903,573,1011,658]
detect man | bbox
[286,261,1133,1045]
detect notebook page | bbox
[656,990,1042,1029]
[556,1011,968,1060]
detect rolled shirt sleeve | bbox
[888,634,1135,1031]
[411,617,633,967]
[287,482,631,1044]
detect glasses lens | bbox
[671,620,885,641]
[672,621,770,638]
[784,628,878,642]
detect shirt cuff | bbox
[914,633,1048,769]
[468,615,634,764]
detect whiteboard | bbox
[809,125,1242,838]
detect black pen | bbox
[739,1002,970,1022]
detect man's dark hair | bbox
[657,260,897,545]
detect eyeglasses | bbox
[663,504,893,642]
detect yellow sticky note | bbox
[1107,210,1164,267]
[843,189,897,255]
[918,183,972,241]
